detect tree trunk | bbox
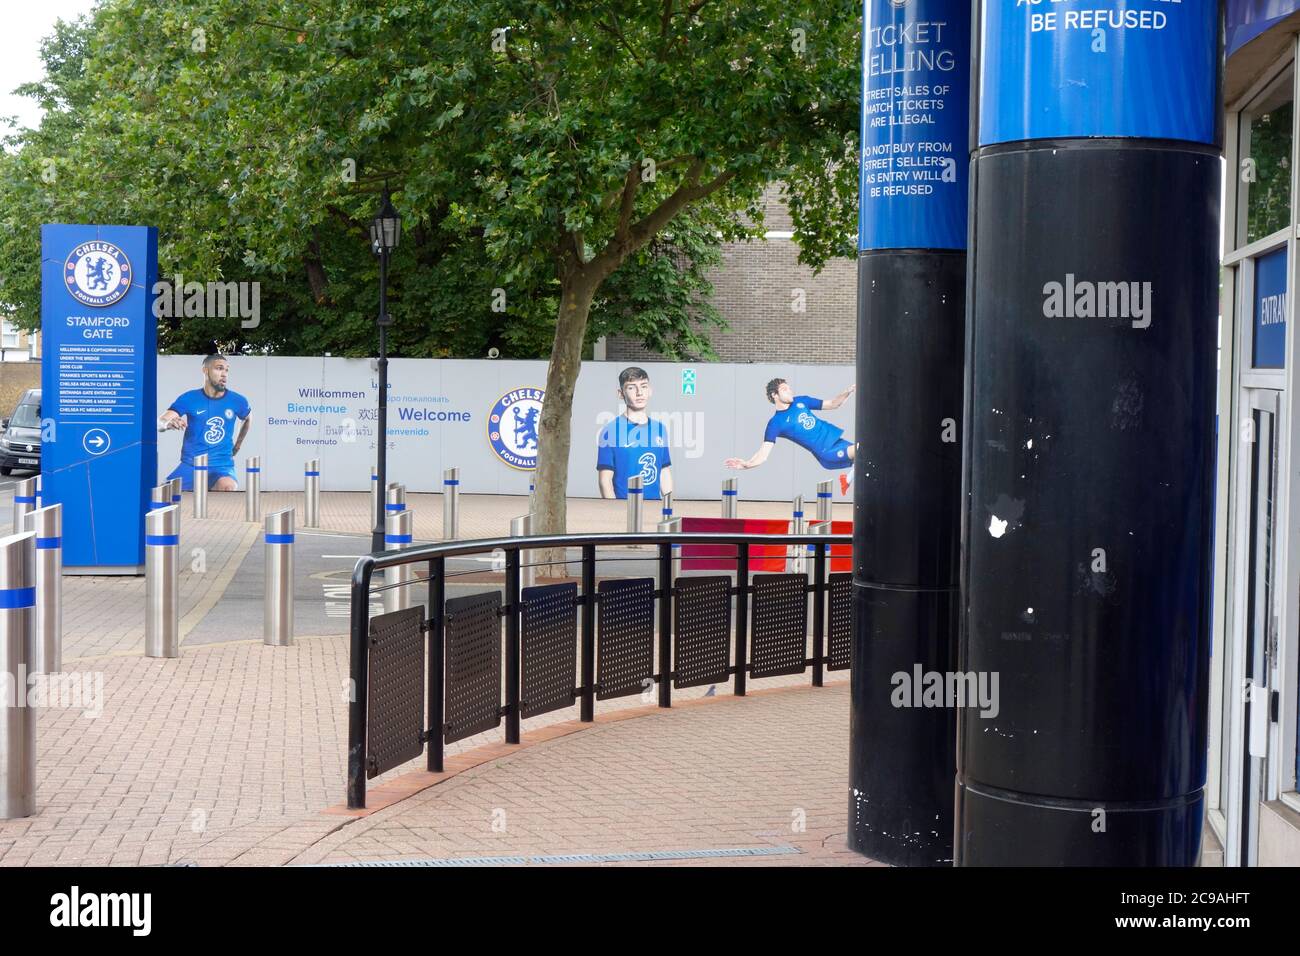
[533,272,598,574]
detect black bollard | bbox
[957,4,1222,865]
[848,0,970,866]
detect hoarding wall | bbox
[155,356,857,501]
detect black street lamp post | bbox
[370,186,401,553]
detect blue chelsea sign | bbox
[41,224,158,572]
[979,0,1219,146]
[858,0,970,251]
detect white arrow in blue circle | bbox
[82,429,111,456]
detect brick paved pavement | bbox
[0,483,862,867]
[0,634,856,867]
[300,683,870,867]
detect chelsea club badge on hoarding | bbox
[63,240,132,308]
[487,387,545,470]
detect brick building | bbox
[604,186,857,364]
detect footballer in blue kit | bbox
[726,378,856,496]
[597,366,673,500]
[160,354,252,491]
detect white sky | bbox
[0,0,99,133]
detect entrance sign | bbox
[1253,246,1288,369]
[41,224,158,572]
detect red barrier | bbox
[679,517,789,571]
[678,516,853,572]
[810,519,853,572]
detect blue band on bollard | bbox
[194,465,208,472]
[371,475,378,480]
[247,467,261,473]
[304,470,320,477]
[722,489,738,496]
[385,534,413,544]
[817,492,832,499]
[0,586,36,609]
[36,536,61,549]
[14,495,35,504]
[265,533,295,544]
[172,496,182,502]
[628,488,643,496]
[793,511,804,518]
[148,501,168,510]
[145,534,180,546]
[385,503,404,512]
[444,479,460,486]
[662,509,673,516]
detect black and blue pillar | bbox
[957,4,1223,865]
[848,1,970,866]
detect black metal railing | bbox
[348,531,854,809]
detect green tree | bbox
[1,0,860,538]
[0,1,731,363]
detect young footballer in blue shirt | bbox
[160,353,252,491]
[597,366,674,500]
[726,378,855,495]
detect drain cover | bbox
[317,846,800,867]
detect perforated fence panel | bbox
[596,578,655,701]
[828,572,853,671]
[444,591,502,744]
[366,606,426,778]
[750,573,809,679]
[674,575,731,689]
[521,582,578,719]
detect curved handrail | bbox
[352,530,853,581]
[347,529,853,808]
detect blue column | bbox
[958,3,1222,865]
[849,0,970,866]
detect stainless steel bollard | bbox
[23,505,61,675]
[442,467,460,540]
[168,476,183,536]
[303,459,320,528]
[384,509,414,615]
[370,465,380,530]
[0,530,36,820]
[193,453,209,518]
[816,479,834,523]
[791,494,807,574]
[510,513,535,591]
[145,506,180,658]
[657,514,682,578]
[385,482,405,522]
[264,509,295,646]
[245,456,262,523]
[12,477,37,533]
[626,475,644,533]
[722,477,739,519]
[34,473,41,508]
[149,484,171,514]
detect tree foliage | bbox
[0,0,861,532]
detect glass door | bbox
[1227,389,1282,867]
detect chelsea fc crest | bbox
[487,387,545,470]
[64,241,132,308]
